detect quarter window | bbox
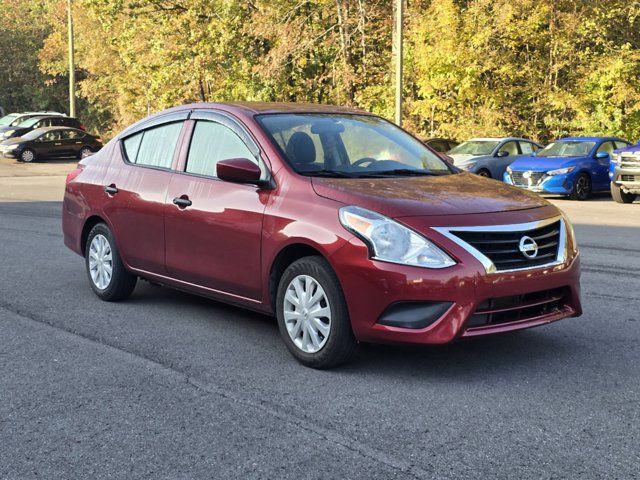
[186,121,256,177]
[125,122,183,168]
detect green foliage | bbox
[1,0,639,141]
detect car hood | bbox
[311,173,549,217]
[509,155,582,172]
[449,153,486,165]
[0,137,24,146]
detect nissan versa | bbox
[62,103,582,368]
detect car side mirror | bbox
[217,158,264,186]
[530,151,538,157]
[595,152,610,160]
[496,151,509,158]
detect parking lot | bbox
[0,157,638,479]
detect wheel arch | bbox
[80,215,107,256]
[268,242,327,312]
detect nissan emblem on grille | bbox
[519,236,539,259]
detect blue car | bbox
[504,137,631,200]
[609,141,640,203]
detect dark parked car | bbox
[1,114,84,140]
[0,111,65,137]
[0,127,101,162]
[62,102,581,368]
[423,137,459,153]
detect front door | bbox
[594,141,615,190]
[164,118,269,301]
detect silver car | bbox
[448,137,543,179]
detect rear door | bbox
[101,114,188,274]
[59,129,80,157]
[164,111,269,300]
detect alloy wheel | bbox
[80,148,92,158]
[575,175,590,199]
[88,234,113,290]
[283,274,331,353]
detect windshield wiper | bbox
[362,169,449,177]
[300,170,360,178]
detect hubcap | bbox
[283,275,331,353]
[81,148,91,158]
[88,234,113,290]
[22,150,34,162]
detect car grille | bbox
[466,287,568,329]
[620,154,640,169]
[451,220,562,271]
[510,170,546,187]
[621,175,639,182]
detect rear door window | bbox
[124,122,183,168]
[185,121,256,177]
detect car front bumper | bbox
[329,208,582,345]
[503,171,573,195]
[1,149,18,159]
[611,165,640,195]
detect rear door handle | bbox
[105,184,118,195]
[54,142,62,146]
[173,196,192,208]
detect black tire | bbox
[570,173,591,200]
[79,146,93,159]
[610,181,636,204]
[276,256,356,369]
[476,169,491,178]
[20,148,36,163]
[85,223,137,301]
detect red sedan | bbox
[62,103,582,368]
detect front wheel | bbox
[610,182,636,204]
[570,173,591,201]
[276,256,356,369]
[20,148,35,163]
[85,223,137,301]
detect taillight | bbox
[79,124,86,131]
[66,164,85,185]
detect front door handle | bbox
[173,196,192,208]
[105,184,118,195]
[54,142,62,146]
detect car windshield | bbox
[449,140,500,156]
[0,114,20,126]
[538,141,596,157]
[18,117,44,128]
[256,113,452,178]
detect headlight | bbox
[4,144,18,150]
[339,206,456,269]
[506,166,512,174]
[547,166,575,176]
[3,130,15,138]
[458,162,476,171]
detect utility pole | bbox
[67,0,76,117]
[394,0,403,126]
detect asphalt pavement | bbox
[0,158,638,479]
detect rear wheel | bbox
[85,223,137,301]
[20,148,35,163]
[79,147,93,159]
[610,182,636,204]
[570,173,591,201]
[476,169,491,178]
[276,256,356,369]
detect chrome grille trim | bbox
[433,216,567,274]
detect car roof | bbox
[558,136,625,142]
[467,137,534,142]
[29,126,84,134]
[145,101,371,118]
